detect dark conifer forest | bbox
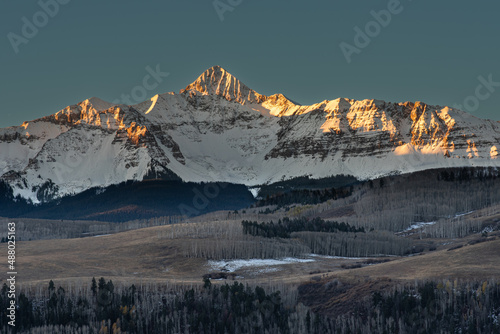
[2,278,500,333]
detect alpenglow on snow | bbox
[1,66,499,203]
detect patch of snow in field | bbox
[399,211,476,234]
[403,222,436,232]
[255,267,279,274]
[208,258,314,272]
[454,211,474,218]
[307,254,368,260]
[482,226,494,233]
[92,234,111,238]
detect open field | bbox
[3,216,499,289]
[4,222,364,287]
[337,235,500,280]
[2,204,500,333]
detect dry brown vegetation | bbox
[2,202,500,333]
[2,215,499,289]
[2,169,500,332]
[336,234,500,281]
[0,221,294,285]
[0,215,184,241]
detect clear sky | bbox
[1,0,500,128]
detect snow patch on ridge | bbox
[145,95,159,114]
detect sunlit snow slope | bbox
[1,66,499,203]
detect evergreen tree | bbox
[91,277,97,296]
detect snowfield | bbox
[2,65,500,203]
[207,258,315,272]
[403,222,437,232]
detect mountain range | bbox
[1,65,499,204]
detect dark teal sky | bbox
[2,0,500,127]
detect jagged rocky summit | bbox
[1,65,499,203]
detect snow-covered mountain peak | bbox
[2,67,500,204]
[181,66,266,104]
[81,97,115,112]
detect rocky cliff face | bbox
[1,66,499,203]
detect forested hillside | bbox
[0,180,254,221]
[3,277,499,333]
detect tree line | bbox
[157,219,411,259]
[0,215,185,242]
[0,278,294,333]
[242,217,365,239]
[290,167,500,235]
[0,180,254,222]
[310,279,500,334]
[295,230,413,257]
[254,186,354,208]
[2,277,499,333]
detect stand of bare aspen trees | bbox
[2,168,500,332]
[3,278,500,333]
